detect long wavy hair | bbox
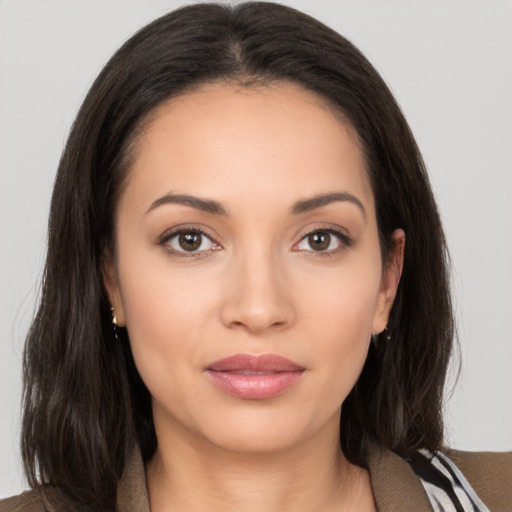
[22,2,454,509]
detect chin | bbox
[201,423,307,455]
[177,401,340,456]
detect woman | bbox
[1,2,510,511]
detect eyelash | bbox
[159,226,220,259]
[158,226,352,258]
[294,226,353,258]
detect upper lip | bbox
[206,354,305,373]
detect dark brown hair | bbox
[22,2,454,509]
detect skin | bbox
[105,82,404,512]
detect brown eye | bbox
[307,232,331,251]
[179,232,202,251]
[164,229,219,255]
[294,228,349,254]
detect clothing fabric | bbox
[409,450,489,511]
[1,445,511,511]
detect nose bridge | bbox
[221,238,294,333]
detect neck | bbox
[146,417,375,512]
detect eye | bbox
[162,229,221,255]
[294,228,350,254]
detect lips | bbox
[205,354,305,400]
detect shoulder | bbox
[367,444,512,512]
[443,448,512,511]
[0,489,46,512]
[0,487,87,512]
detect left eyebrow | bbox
[146,193,228,216]
[290,192,366,219]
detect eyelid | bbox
[292,224,353,254]
[158,225,222,257]
[157,223,352,258]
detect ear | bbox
[371,229,405,335]
[102,251,126,327]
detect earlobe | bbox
[372,229,405,335]
[102,252,126,327]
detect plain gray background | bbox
[1,0,511,498]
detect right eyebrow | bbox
[145,193,228,216]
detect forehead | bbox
[122,81,374,216]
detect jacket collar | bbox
[116,444,432,512]
[367,445,432,511]
[116,447,150,512]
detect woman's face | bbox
[105,82,403,454]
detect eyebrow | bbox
[146,191,366,218]
[146,193,228,216]
[290,192,366,218]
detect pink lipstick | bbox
[205,354,305,400]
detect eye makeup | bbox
[157,221,354,261]
[292,224,354,258]
[158,225,222,259]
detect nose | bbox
[220,249,295,334]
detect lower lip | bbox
[206,370,304,400]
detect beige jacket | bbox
[1,446,511,511]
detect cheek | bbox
[297,252,382,336]
[115,242,221,394]
[117,218,219,330]
[294,254,382,388]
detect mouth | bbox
[205,354,305,400]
